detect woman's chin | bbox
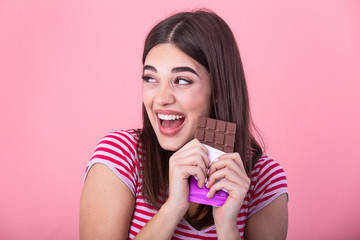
[158,141,183,152]
[155,127,192,152]
[157,135,191,152]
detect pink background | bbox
[1,0,359,239]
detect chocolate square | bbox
[194,116,237,153]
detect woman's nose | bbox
[154,84,175,106]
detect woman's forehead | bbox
[144,43,207,75]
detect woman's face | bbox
[142,43,212,151]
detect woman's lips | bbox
[155,110,186,136]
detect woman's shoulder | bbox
[247,154,288,216]
[251,154,286,178]
[92,129,143,161]
[249,154,288,195]
[104,129,142,142]
[85,129,143,196]
[99,129,142,148]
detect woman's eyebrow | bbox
[143,65,199,76]
[143,65,157,72]
[172,66,199,76]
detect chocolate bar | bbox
[194,116,237,153]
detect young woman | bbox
[80,10,288,240]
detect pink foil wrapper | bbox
[188,145,229,207]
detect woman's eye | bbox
[142,76,156,83]
[175,77,193,85]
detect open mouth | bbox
[157,114,185,130]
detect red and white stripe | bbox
[85,130,288,240]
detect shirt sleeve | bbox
[83,130,140,196]
[248,157,289,217]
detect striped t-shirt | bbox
[84,129,288,239]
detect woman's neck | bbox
[184,202,212,230]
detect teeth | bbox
[158,114,184,120]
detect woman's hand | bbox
[134,139,210,239]
[206,152,250,238]
[166,139,210,218]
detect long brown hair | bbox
[140,10,263,229]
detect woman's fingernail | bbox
[206,192,210,198]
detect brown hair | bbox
[140,9,263,229]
